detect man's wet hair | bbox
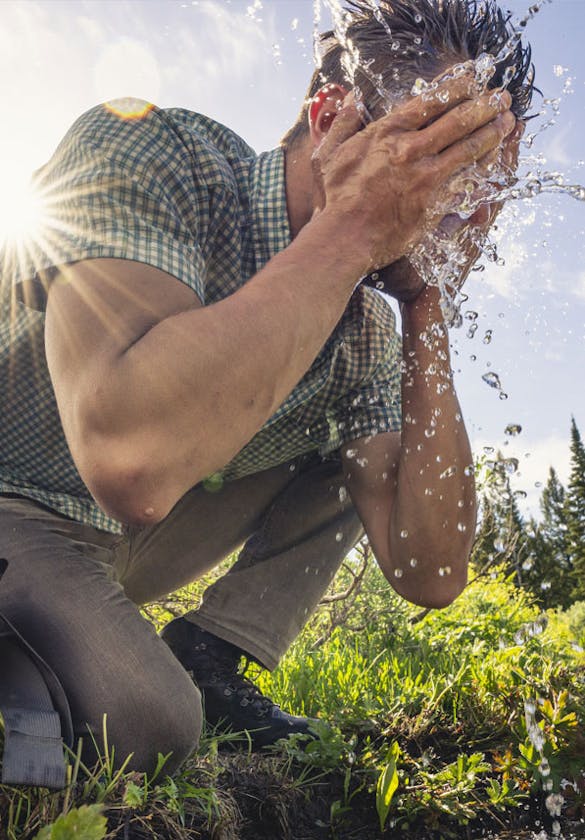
[282,0,535,148]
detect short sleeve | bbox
[8,100,210,309]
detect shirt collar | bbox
[248,146,291,272]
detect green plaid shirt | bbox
[0,99,402,534]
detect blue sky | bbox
[0,0,583,518]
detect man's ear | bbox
[308,83,349,145]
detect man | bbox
[0,0,533,776]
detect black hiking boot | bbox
[160,617,315,749]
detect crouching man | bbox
[0,0,533,776]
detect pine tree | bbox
[471,453,529,583]
[566,417,585,601]
[523,468,573,609]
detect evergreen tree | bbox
[522,468,574,609]
[566,417,585,601]
[471,453,529,584]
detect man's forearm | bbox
[390,284,476,601]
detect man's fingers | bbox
[316,96,367,156]
[384,69,484,132]
[414,89,513,156]
[437,109,516,179]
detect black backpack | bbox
[0,558,73,788]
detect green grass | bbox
[2,556,584,839]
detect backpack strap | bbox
[0,558,73,789]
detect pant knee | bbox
[82,679,203,776]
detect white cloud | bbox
[541,123,573,168]
[162,1,270,96]
[94,38,162,103]
[76,14,106,45]
[574,272,585,301]
[473,433,572,520]
[479,237,528,301]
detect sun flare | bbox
[0,167,45,250]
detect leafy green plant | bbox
[376,741,400,831]
[33,805,106,840]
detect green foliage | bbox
[33,805,106,840]
[375,741,399,831]
[566,417,585,601]
[256,566,585,836]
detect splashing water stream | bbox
[314,0,584,331]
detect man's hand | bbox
[360,118,524,301]
[310,68,517,276]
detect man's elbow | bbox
[75,438,186,527]
[410,578,467,610]
[391,567,468,609]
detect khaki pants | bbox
[0,454,362,773]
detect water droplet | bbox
[335,531,343,542]
[440,465,457,479]
[474,52,496,86]
[409,557,418,567]
[438,566,452,576]
[483,330,493,345]
[457,522,467,532]
[411,77,428,95]
[545,793,564,818]
[338,486,348,503]
[424,428,436,438]
[505,423,522,436]
[482,372,502,390]
[400,529,408,539]
[345,448,357,459]
[502,458,519,475]
[394,568,403,578]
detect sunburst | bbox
[0,167,45,251]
